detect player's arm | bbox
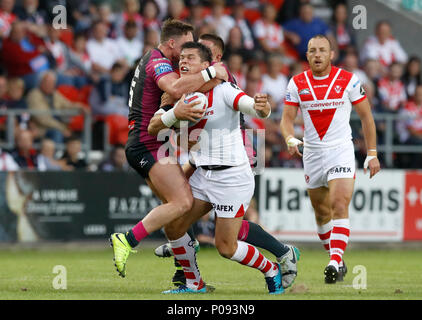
[147,94,203,136]
[158,64,228,100]
[182,161,196,179]
[280,104,303,157]
[354,97,381,178]
[239,93,272,118]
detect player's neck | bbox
[311,65,332,79]
[158,44,173,61]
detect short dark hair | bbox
[308,34,333,50]
[160,19,194,44]
[181,41,212,63]
[199,33,225,54]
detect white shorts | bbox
[303,141,356,189]
[189,162,254,218]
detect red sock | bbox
[131,221,149,242]
[329,219,350,270]
[317,220,333,254]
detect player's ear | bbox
[168,39,175,49]
[330,49,335,61]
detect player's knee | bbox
[171,193,193,217]
[330,199,349,218]
[215,239,237,259]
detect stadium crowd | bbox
[0,0,421,172]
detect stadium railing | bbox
[0,109,92,160]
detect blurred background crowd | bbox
[0,0,421,173]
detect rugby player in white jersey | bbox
[281,35,381,283]
[149,41,283,294]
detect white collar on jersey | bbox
[312,73,330,80]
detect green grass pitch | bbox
[0,244,421,300]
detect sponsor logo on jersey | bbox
[313,84,328,88]
[334,85,343,94]
[305,174,310,183]
[360,85,366,96]
[212,203,234,212]
[353,80,360,88]
[299,88,311,95]
[154,63,173,76]
[328,166,352,174]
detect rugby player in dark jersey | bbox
[110,19,229,278]
[150,34,300,290]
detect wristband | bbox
[161,108,177,127]
[364,155,377,169]
[201,66,216,82]
[286,135,303,147]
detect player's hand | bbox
[286,135,303,157]
[213,63,229,82]
[254,93,270,117]
[363,154,380,178]
[160,92,176,107]
[173,94,203,122]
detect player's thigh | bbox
[148,158,193,204]
[327,178,354,217]
[146,178,167,203]
[307,186,331,224]
[164,198,213,240]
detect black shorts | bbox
[125,143,158,179]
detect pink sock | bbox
[132,221,149,242]
[237,220,250,241]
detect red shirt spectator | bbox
[0,0,17,38]
[1,21,46,77]
[377,62,407,112]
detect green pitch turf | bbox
[0,245,421,300]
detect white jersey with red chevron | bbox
[285,66,366,149]
[190,82,249,166]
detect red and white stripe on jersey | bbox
[284,66,367,148]
[329,219,350,264]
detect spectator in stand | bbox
[5,77,33,132]
[98,144,130,172]
[342,51,369,87]
[97,2,117,39]
[261,54,288,120]
[0,0,17,39]
[1,21,49,89]
[396,85,422,167]
[204,0,235,43]
[330,3,355,63]
[114,0,144,41]
[283,3,334,61]
[86,21,125,76]
[89,62,130,117]
[0,75,8,138]
[67,0,95,33]
[185,0,205,38]
[165,0,188,21]
[402,56,422,100]
[364,58,383,84]
[222,25,253,62]
[59,135,87,170]
[142,27,160,54]
[44,25,89,88]
[10,129,38,169]
[276,0,309,25]
[67,32,93,79]
[377,62,407,113]
[231,0,255,50]
[360,20,407,69]
[26,71,87,144]
[226,52,246,90]
[14,0,47,38]
[141,0,161,33]
[116,20,143,67]
[0,148,18,170]
[37,138,67,171]
[253,2,285,58]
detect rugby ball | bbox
[173,92,208,128]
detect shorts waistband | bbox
[199,165,233,171]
